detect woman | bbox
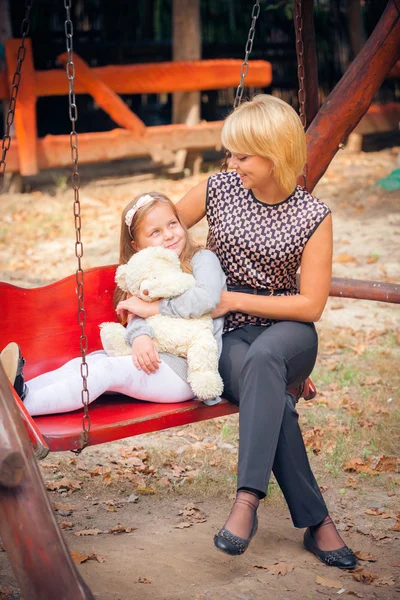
[176,94,356,569]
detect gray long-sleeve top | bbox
[125,249,226,403]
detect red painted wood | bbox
[1,265,118,379]
[0,366,95,599]
[35,396,238,453]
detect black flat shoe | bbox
[214,513,258,556]
[0,342,27,401]
[303,527,356,569]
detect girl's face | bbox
[228,152,274,192]
[132,202,187,257]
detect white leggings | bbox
[24,351,194,416]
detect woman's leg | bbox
[25,353,193,416]
[218,322,327,536]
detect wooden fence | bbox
[0,38,272,176]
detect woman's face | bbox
[132,203,187,257]
[228,152,274,192]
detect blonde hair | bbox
[221,94,306,195]
[114,192,200,311]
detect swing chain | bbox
[0,0,33,191]
[294,0,308,187]
[64,0,91,449]
[221,0,261,172]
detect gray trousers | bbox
[219,321,328,528]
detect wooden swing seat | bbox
[0,266,238,456]
[2,266,398,457]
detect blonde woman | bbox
[177,95,356,569]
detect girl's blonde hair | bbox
[221,94,306,195]
[114,192,200,310]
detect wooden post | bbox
[0,0,12,124]
[299,0,319,128]
[0,364,95,600]
[172,0,202,175]
[306,0,400,192]
[5,38,38,176]
[57,52,146,136]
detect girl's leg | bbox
[25,353,193,416]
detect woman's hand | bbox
[211,290,232,318]
[131,335,161,374]
[116,297,159,320]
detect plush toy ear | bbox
[115,264,129,292]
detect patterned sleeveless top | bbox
[206,171,331,333]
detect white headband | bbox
[125,194,155,234]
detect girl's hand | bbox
[210,290,232,318]
[116,297,159,319]
[131,335,161,374]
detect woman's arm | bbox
[176,178,208,227]
[212,214,333,323]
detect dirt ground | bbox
[0,148,399,600]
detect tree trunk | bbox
[172,0,202,174]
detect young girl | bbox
[1,192,226,415]
[177,95,356,569]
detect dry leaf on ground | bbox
[333,253,359,264]
[315,575,343,589]
[355,551,376,562]
[46,478,82,491]
[108,524,136,534]
[134,578,151,584]
[253,562,295,576]
[362,376,381,386]
[74,528,104,536]
[70,550,106,564]
[53,503,75,512]
[59,520,74,529]
[175,522,193,529]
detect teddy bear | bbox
[99,246,223,401]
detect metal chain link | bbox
[294,0,308,187]
[64,0,91,449]
[221,0,261,172]
[0,0,33,191]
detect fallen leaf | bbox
[70,550,106,564]
[70,550,90,564]
[364,508,382,516]
[59,520,74,529]
[46,478,82,491]
[108,524,136,534]
[362,376,381,386]
[268,562,294,576]
[175,522,193,529]
[334,253,358,264]
[355,551,376,562]
[136,487,156,495]
[134,578,151,584]
[74,528,103,536]
[53,503,75,512]
[351,568,376,584]
[316,575,343,589]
